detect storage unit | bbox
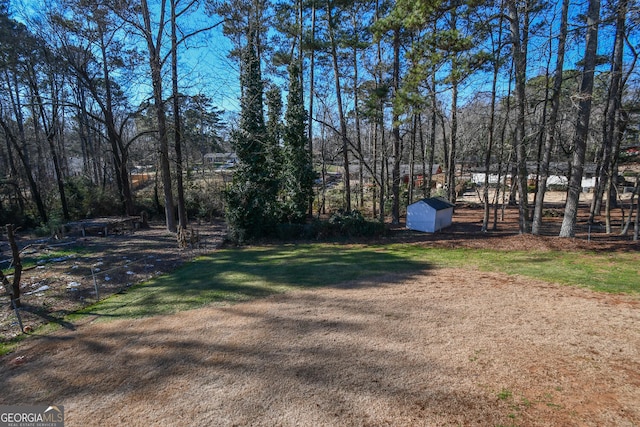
[406,197,454,233]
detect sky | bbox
[9,0,639,123]
[11,0,242,115]
[173,7,242,114]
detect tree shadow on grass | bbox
[0,289,518,426]
[79,244,435,320]
[20,305,76,331]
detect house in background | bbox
[204,152,237,164]
[470,162,600,192]
[406,197,455,233]
[401,164,443,189]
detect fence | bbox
[1,229,216,337]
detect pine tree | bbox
[559,0,601,237]
[225,30,279,242]
[282,60,315,223]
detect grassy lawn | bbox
[76,244,431,319]
[79,243,640,321]
[2,243,638,356]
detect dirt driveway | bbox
[1,205,640,426]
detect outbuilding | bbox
[406,197,455,233]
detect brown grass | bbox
[2,269,639,426]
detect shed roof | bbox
[414,197,455,211]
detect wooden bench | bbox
[64,216,144,237]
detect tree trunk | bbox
[507,0,530,233]
[6,225,22,308]
[46,132,70,221]
[447,80,458,203]
[408,114,417,204]
[426,72,438,199]
[0,117,48,224]
[559,0,600,237]
[69,29,134,216]
[482,19,503,232]
[28,63,70,221]
[141,0,176,232]
[307,0,316,216]
[171,0,187,229]
[378,109,386,222]
[602,0,627,234]
[391,29,402,224]
[327,2,351,211]
[532,0,569,234]
[352,21,364,210]
[621,174,638,235]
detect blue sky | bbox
[11,0,241,114]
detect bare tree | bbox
[326,0,351,211]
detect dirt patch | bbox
[1,204,640,426]
[1,268,639,426]
[0,221,226,341]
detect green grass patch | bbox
[3,247,89,273]
[74,243,640,322]
[0,334,28,357]
[79,244,432,319]
[384,245,640,294]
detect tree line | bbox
[1,0,639,240]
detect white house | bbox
[406,197,455,233]
[204,152,237,164]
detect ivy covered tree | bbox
[265,83,284,191]
[281,60,315,223]
[225,30,279,242]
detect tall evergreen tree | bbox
[225,30,279,242]
[265,82,284,214]
[282,60,315,223]
[265,82,284,172]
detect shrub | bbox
[227,210,386,243]
[185,181,225,223]
[275,222,317,240]
[34,216,64,237]
[324,210,385,238]
[64,177,122,218]
[547,184,568,192]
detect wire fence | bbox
[2,228,221,337]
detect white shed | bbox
[406,197,454,233]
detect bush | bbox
[547,184,568,192]
[227,210,386,243]
[65,177,122,218]
[323,210,385,238]
[185,181,225,223]
[34,216,65,237]
[275,222,317,240]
